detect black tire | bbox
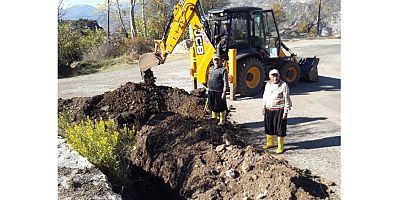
[279,61,300,86]
[237,57,265,96]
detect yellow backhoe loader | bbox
[138,0,319,97]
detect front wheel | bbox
[237,57,265,97]
[279,61,300,86]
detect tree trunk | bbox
[58,0,67,21]
[116,0,128,38]
[107,0,110,39]
[141,0,147,38]
[316,0,322,35]
[130,0,137,38]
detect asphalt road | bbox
[58,38,341,196]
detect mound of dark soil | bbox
[58,82,207,129]
[58,82,335,200]
[131,114,332,200]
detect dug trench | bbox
[58,81,336,199]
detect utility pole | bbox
[316,0,322,36]
[107,0,110,39]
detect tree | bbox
[142,0,229,40]
[200,0,229,13]
[58,0,68,21]
[271,2,286,25]
[143,0,170,39]
[292,0,338,33]
[58,22,83,67]
[130,0,138,38]
[141,0,147,38]
[116,0,129,38]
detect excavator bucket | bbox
[298,56,320,82]
[138,53,162,74]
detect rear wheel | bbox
[279,61,300,86]
[237,57,265,96]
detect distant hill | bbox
[61,5,105,21]
[60,3,133,32]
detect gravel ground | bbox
[58,38,341,197]
[58,136,122,199]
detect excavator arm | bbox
[139,0,216,85]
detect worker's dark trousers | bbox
[208,91,227,112]
[264,108,287,137]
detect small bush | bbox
[63,116,136,181]
[309,27,318,35]
[79,28,106,53]
[83,36,152,63]
[58,22,83,66]
[58,111,73,137]
[295,22,308,33]
[124,37,153,55]
[271,2,287,25]
[58,21,106,71]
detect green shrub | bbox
[58,22,83,66]
[58,21,106,67]
[295,22,308,33]
[271,2,287,25]
[83,35,152,63]
[309,27,317,35]
[79,28,106,53]
[63,116,136,181]
[58,111,73,137]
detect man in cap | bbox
[215,22,231,59]
[207,53,228,125]
[262,69,292,153]
[215,22,231,39]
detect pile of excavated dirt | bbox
[58,82,207,129]
[58,82,336,200]
[131,114,334,199]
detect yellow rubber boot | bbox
[217,111,226,125]
[276,136,284,154]
[262,135,274,149]
[211,111,218,119]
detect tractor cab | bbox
[207,7,293,96]
[207,7,281,62]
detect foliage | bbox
[134,16,146,38]
[295,22,308,33]
[58,22,83,66]
[80,28,107,50]
[58,21,106,67]
[288,0,339,34]
[82,34,152,63]
[141,0,229,40]
[201,0,230,13]
[295,21,318,34]
[58,111,73,137]
[271,2,286,25]
[62,116,136,182]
